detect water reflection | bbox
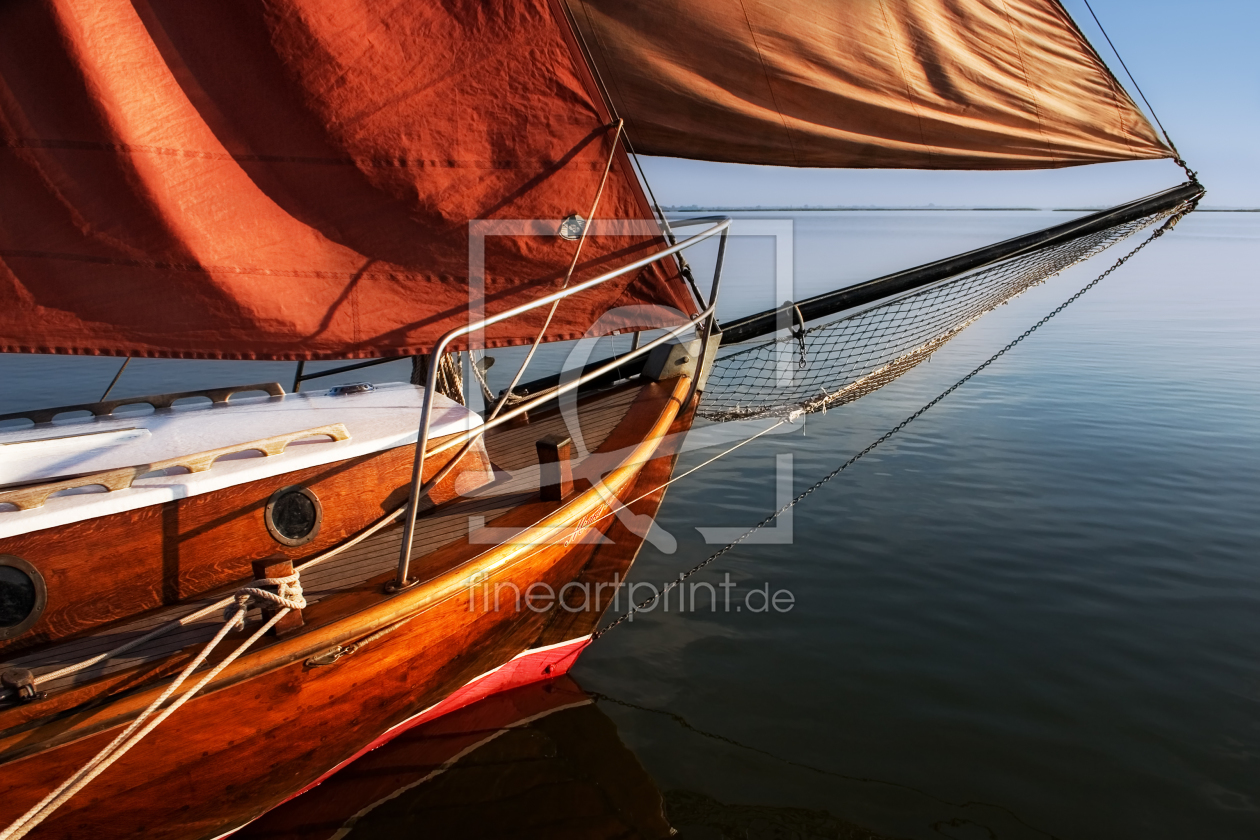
[243,675,1056,840]
[240,676,674,840]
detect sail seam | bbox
[568,2,629,128]
[735,0,802,166]
[876,0,932,165]
[997,0,1055,165]
[1050,0,1140,159]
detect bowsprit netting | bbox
[698,202,1183,423]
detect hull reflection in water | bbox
[237,675,674,840]
[663,791,901,840]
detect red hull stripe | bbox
[219,635,592,838]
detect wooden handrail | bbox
[0,424,349,511]
[0,383,286,426]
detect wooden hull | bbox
[0,376,694,839]
[0,428,484,658]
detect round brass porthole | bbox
[0,555,47,641]
[264,486,323,547]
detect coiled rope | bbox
[232,572,307,614]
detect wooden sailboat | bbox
[0,372,699,839]
[0,1,1191,837]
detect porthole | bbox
[0,555,47,640]
[264,486,322,547]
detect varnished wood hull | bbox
[0,430,484,659]
[0,376,695,839]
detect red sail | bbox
[0,0,693,361]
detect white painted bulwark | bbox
[0,383,479,538]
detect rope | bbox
[306,419,792,666]
[231,573,307,612]
[595,201,1195,638]
[3,504,404,701]
[586,416,792,532]
[487,119,624,422]
[468,351,497,406]
[0,571,303,840]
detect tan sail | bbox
[564,0,1171,168]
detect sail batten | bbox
[564,0,1170,169]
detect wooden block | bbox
[535,434,573,502]
[250,556,305,637]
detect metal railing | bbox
[292,357,403,392]
[392,215,730,589]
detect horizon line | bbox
[662,205,1257,213]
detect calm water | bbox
[3,210,1257,839]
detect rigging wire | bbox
[1,201,1194,830]
[560,0,709,313]
[581,416,792,536]
[485,119,623,422]
[98,357,130,402]
[1078,0,1197,181]
[594,198,1197,638]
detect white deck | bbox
[0,382,479,539]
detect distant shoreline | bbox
[662,206,1259,213]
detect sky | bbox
[637,0,1257,210]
